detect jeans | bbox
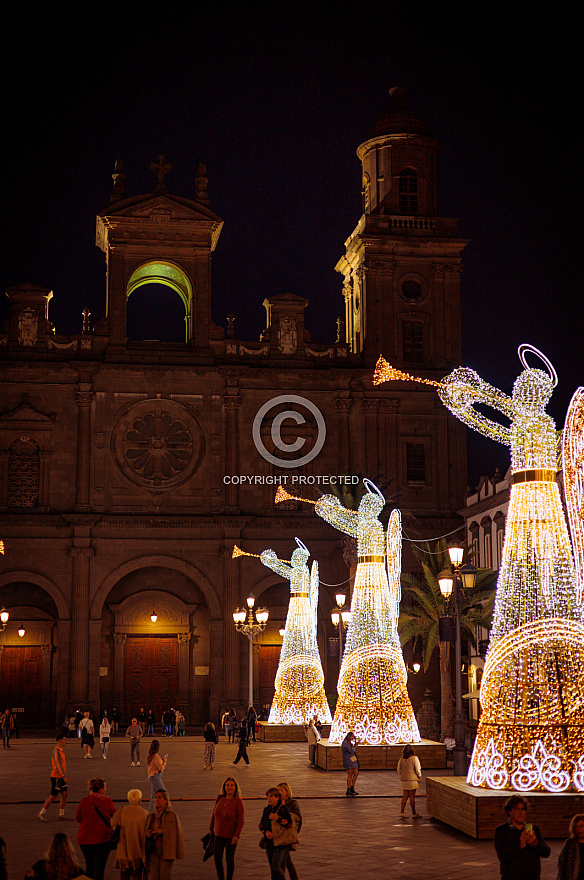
[149,772,166,811]
[80,842,111,880]
[2,729,11,746]
[214,836,237,880]
[101,740,109,757]
[147,723,154,735]
[131,741,140,763]
[270,846,292,880]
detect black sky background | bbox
[3,5,583,487]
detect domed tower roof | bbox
[367,86,432,139]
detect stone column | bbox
[177,633,191,716]
[75,385,94,511]
[208,619,223,721]
[221,545,241,703]
[364,398,380,475]
[112,633,126,707]
[41,644,52,718]
[223,395,241,512]
[335,397,352,470]
[69,546,93,703]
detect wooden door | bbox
[0,646,43,727]
[258,645,281,712]
[124,637,179,722]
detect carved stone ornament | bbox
[18,309,38,347]
[111,398,205,489]
[278,316,297,355]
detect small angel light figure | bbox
[259,539,332,725]
[375,345,584,791]
[314,479,420,745]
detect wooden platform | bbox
[426,776,583,839]
[315,738,447,770]
[257,722,331,742]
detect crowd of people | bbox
[61,707,187,744]
[8,708,584,879]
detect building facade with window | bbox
[0,89,468,727]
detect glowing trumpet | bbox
[274,486,317,506]
[232,544,290,563]
[373,355,445,389]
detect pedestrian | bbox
[230,719,250,766]
[146,709,155,735]
[247,706,257,742]
[397,744,422,818]
[163,709,174,737]
[126,717,143,766]
[557,813,584,879]
[221,711,230,738]
[145,790,184,879]
[277,782,301,880]
[341,731,360,796]
[203,721,219,769]
[67,713,77,739]
[177,713,186,737]
[146,739,168,811]
[75,776,116,880]
[258,787,296,880]
[306,718,320,766]
[111,707,120,735]
[494,794,550,880]
[138,708,146,728]
[110,788,149,880]
[74,710,83,737]
[38,734,70,821]
[0,837,6,880]
[99,715,111,760]
[314,716,323,737]
[227,708,237,743]
[0,708,14,748]
[79,711,95,759]
[25,832,85,880]
[210,777,245,880]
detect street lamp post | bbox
[330,591,351,677]
[438,547,477,778]
[233,594,269,709]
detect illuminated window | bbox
[8,436,40,508]
[497,526,505,567]
[399,169,418,214]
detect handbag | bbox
[259,836,267,849]
[201,830,215,861]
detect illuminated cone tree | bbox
[259,539,332,725]
[315,480,420,745]
[375,345,584,791]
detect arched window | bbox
[8,436,40,508]
[399,168,418,214]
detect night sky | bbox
[3,6,582,487]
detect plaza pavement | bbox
[0,734,566,879]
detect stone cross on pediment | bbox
[149,155,172,193]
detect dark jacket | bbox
[557,837,582,880]
[259,802,293,850]
[493,820,551,879]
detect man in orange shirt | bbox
[38,734,70,821]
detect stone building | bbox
[0,89,467,727]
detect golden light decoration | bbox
[376,344,584,791]
[311,479,420,745]
[236,538,332,725]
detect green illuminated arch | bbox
[126,261,192,341]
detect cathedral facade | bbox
[0,90,467,727]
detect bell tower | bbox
[336,87,468,370]
[95,158,223,356]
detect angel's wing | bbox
[386,508,402,623]
[310,560,319,632]
[563,387,584,605]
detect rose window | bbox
[112,399,204,488]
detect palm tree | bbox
[399,539,496,741]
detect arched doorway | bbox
[126,261,192,343]
[100,566,210,724]
[0,581,59,727]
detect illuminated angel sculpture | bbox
[303,479,419,745]
[375,345,584,791]
[235,539,332,725]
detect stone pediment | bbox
[0,394,55,425]
[98,193,222,224]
